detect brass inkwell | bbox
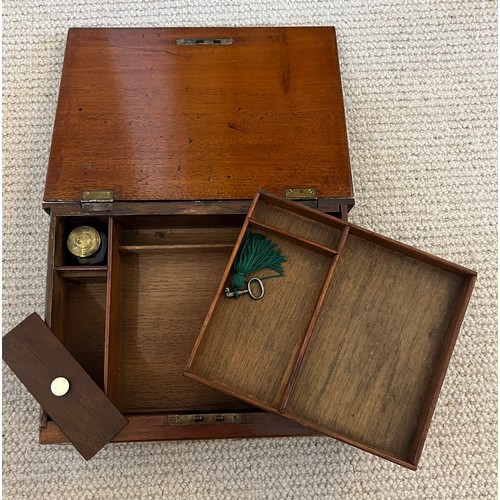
[67,226,107,264]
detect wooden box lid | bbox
[2,314,127,459]
[185,191,476,470]
[44,27,352,212]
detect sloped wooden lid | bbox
[3,313,128,460]
[44,27,352,204]
[185,191,476,469]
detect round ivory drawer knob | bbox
[50,377,70,396]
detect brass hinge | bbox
[81,190,114,212]
[285,188,318,208]
[167,413,242,425]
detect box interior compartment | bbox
[285,232,465,461]
[49,216,110,389]
[105,215,256,413]
[43,212,320,443]
[186,191,475,468]
[49,214,262,414]
[50,278,107,389]
[251,199,344,248]
[55,217,109,267]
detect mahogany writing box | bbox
[3,27,354,459]
[185,191,476,470]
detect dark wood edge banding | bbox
[42,197,355,217]
[409,274,477,463]
[40,410,320,444]
[327,26,354,200]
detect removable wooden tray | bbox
[185,191,476,469]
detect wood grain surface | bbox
[49,275,107,389]
[111,225,253,413]
[120,225,241,246]
[65,282,107,388]
[2,313,127,460]
[277,226,350,412]
[44,27,352,203]
[286,234,465,460]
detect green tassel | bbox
[231,232,286,294]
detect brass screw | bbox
[232,415,240,422]
[83,191,90,197]
[308,189,314,194]
[286,189,293,195]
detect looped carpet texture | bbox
[2,1,497,499]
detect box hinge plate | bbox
[81,190,114,212]
[285,188,318,208]
[167,413,242,425]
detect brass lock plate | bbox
[167,413,242,425]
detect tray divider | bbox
[104,217,122,401]
[55,265,108,272]
[248,219,338,256]
[55,267,108,282]
[277,225,351,413]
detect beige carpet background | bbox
[2,1,497,499]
